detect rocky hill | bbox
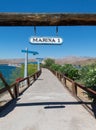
[0,58,35,64]
[0,56,96,66]
[55,56,96,65]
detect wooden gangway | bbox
[0,68,96,130]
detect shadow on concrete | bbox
[0,98,20,118]
[16,101,92,107]
[0,101,93,118]
[44,105,65,109]
[91,99,96,118]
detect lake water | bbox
[0,65,17,88]
[0,63,36,89]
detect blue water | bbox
[28,62,38,64]
[0,64,17,85]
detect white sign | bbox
[29,37,63,44]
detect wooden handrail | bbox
[75,82,96,96]
[0,73,14,99]
[50,69,96,117]
[0,69,42,98]
[50,69,96,98]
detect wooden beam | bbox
[0,13,96,26]
[0,73,14,99]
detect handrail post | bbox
[27,77,30,87]
[55,71,58,78]
[63,76,67,87]
[60,74,62,81]
[72,81,77,96]
[33,74,36,81]
[37,71,39,78]
[35,73,37,80]
[58,73,60,79]
[14,83,19,98]
[0,73,14,99]
[57,72,59,79]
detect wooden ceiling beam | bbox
[0,13,96,26]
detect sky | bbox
[0,0,96,59]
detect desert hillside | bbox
[0,58,35,64]
[0,56,96,65]
[55,56,96,65]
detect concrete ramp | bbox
[0,68,96,130]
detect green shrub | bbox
[79,64,96,98]
[60,64,80,80]
[50,64,61,72]
[44,58,55,68]
[28,64,37,75]
[10,64,37,84]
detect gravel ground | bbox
[0,68,96,130]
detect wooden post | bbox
[59,74,62,81]
[0,73,14,99]
[60,74,63,83]
[27,77,30,87]
[63,76,67,87]
[56,72,57,78]
[35,73,37,80]
[33,74,36,81]
[57,73,59,79]
[14,83,19,98]
[72,81,77,96]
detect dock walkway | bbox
[0,68,96,130]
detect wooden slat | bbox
[0,87,7,94]
[0,74,14,99]
[76,82,96,96]
[0,13,96,26]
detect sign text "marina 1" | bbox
[29,37,63,45]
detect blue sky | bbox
[0,0,96,59]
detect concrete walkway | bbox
[0,68,96,130]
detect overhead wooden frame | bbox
[0,13,96,26]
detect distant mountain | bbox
[0,56,96,66]
[55,56,96,65]
[0,58,35,64]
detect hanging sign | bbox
[29,37,63,45]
